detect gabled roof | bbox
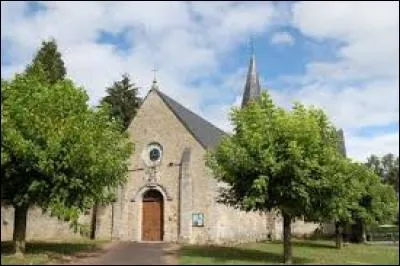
[155,89,227,150]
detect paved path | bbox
[67,242,179,265]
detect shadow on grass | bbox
[263,240,337,250]
[180,245,313,264]
[292,241,336,250]
[1,240,104,259]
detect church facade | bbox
[93,53,329,244]
[1,54,333,244]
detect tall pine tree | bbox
[100,73,142,131]
[25,38,66,85]
[93,73,142,238]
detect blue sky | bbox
[1,1,399,161]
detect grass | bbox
[1,239,109,265]
[179,239,399,265]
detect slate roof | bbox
[155,89,227,150]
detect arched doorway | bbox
[142,189,164,241]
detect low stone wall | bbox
[270,214,334,240]
[206,203,269,245]
[1,205,91,241]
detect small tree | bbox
[1,66,132,255]
[350,165,398,242]
[207,91,343,263]
[366,153,399,196]
[309,159,372,248]
[25,38,67,85]
[100,73,142,131]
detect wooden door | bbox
[142,190,163,241]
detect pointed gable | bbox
[155,90,227,150]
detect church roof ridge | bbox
[155,90,227,150]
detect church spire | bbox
[241,39,261,108]
[337,128,347,157]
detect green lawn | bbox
[179,240,399,265]
[1,239,109,265]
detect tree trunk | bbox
[335,221,343,249]
[352,218,364,243]
[90,204,98,240]
[283,212,292,264]
[360,222,366,243]
[13,204,29,255]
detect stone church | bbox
[1,53,334,244]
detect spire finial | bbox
[151,64,159,90]
[250,35,254,56]
[152,64,158,83]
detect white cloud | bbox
[266,1,399,161]
[345,132,399,162]
[1,1,398,162]
[270,32,295,46]
[292,1,399,80]
[1,1,281,108]
[269,79,399,130]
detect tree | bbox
[100,73,142,131]
[207,91,344,264]
[381,154,399,195]
[25,38,66,85]
[366,153,399,195]
[365,153,399,228]
[365,155,382,177]
[350,166,398,243]
[306,157,360,248]
[1,66,132,255]
[311,158,397,247]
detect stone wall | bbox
[95,204,113,240]
[1,205,91,241]
[195,171,270,245]
[264,213,334,240]
[208,203,269,244]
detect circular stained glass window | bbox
[149,148,161,161]
[144,142,163,166]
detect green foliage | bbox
[366,153,399,195]
[78,223,91,238]
[25,38,67,85]
[356,167,398,226]
[100,73,142,131]
[306,152,398,231]
[207,91,343,220]
[1,65,133,224]
[306,158,356,225]
[310,155,398,236]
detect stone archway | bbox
[142,189,164,241]
[131,184,172,242]
[131,183,172,202]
